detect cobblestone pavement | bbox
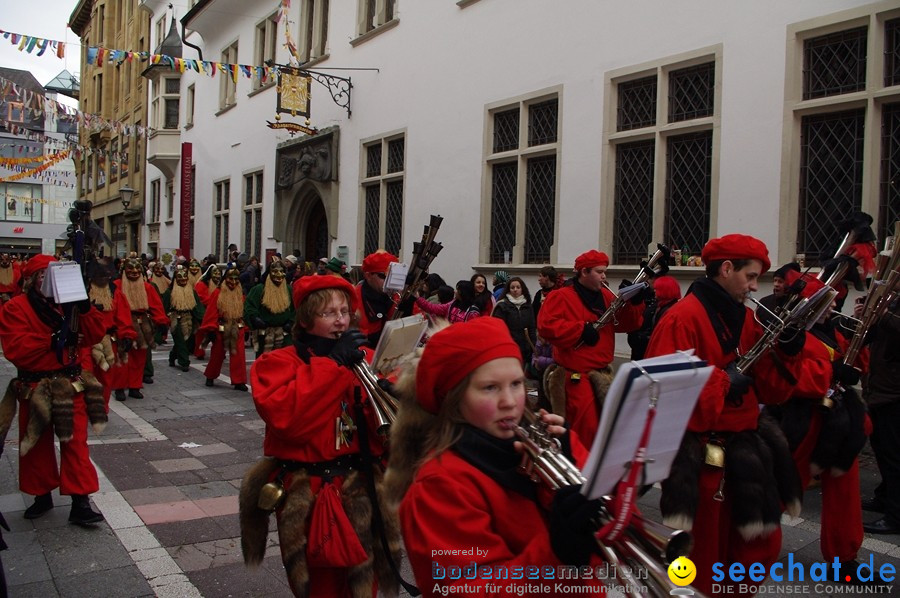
[0,345,897,597]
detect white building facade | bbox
[139,0,900,286]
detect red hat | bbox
[415,318,522,414]
[653,275,682,306]
[574,250,610,271]
[362,251,398,274]
[701,234,771,274]
[783,269,826,300]
[292,275,360,312]
[22,254,57,278]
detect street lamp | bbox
[120,185,135,210]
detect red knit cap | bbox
[701,234,771,274]
[574,250,610,271]
[783,269,826,300]
[416,318,522,415]
[22,254,57,278]
[362,251,398,274]
[292,275,360,312]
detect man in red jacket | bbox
[645,234,805,597]
[0,255,107,525]
[356,251,400,347]
[537,249,645,447]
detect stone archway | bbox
[305,200,328,261]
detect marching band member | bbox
[644,234,805,597]
[537,249,645,447]
[0,255,107,525]
[356,251,401,347]
[386,317,600,598]
[240,275,400,597]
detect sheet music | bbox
[616,282,648,303]
[44,262,88,304]
[384,261,409,293]
[371,313,428,374]
[581,351,713,500]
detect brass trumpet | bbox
[350,360,400,436]
[514,409,698,597]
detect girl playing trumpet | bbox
[385,317,603,597]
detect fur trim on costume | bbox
[170,313,194,343]
[239,458,281,567]
[21,380,52,456]
[756,411,802,519]
[544,364,567,417]
[660,432,703,532]
[49,377,75,442]
[223,320,241,355]
[277,470,314,596]
[133,313,156,350]
[91,335,116,371]
[81,371,108,432]
[587,368,614,413]
[0,381,19,447]
[726,431,782,541]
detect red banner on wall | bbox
[179,143,192,259]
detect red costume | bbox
[0,291,106,497]
[356,251,400,347]
[193,279,215,358]
[537,282,643,445]
[0,260,22,304]
[88,283,137,409]
[198,288,247,385]
[645,291,800,597]
[108,280,168,391]
[784,326,868,563]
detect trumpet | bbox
[574,244,671,349]
[514,409,698,597]
[350,360,400,436]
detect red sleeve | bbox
[199,290,220,333]
[608,288,644,333]
[537,289,584,350]
[113,292,138,341]
[77,305,107,346]
[250,349,355,443]
[145,282,169,326]
[195,282,211,305]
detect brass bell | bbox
[218,324,225,332]
[704,443,725,468]
[258,481,285,511]
[71,379,85,393]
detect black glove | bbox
[251,317,267,330]
[120,338,134,353]
[328,329,366,367]
[724,361,752,406]
[396,296,416,317]
[205,332,216,344]
[282,321,294,334]
[376,377,397,397]
[404,270,418,286]
[831,360,860,386]
[777,326,805,356]
[75,299,92,314]
[822,254,862,289]
[156,324,168,336]
[640,256,669,278]
[580,322,600,347]
[549,484,603,566]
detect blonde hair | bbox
[293,287,359,333]
[383,348,473,506]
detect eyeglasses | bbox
[316,310,351,321]
[374,272,386,280]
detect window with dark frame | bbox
[880,103,900,243]
[803,26,867,100]
[617,76,657,131]
[362,136,404,257]
[613,140,655,264]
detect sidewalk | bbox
[0,344,898,597]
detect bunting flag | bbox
[1,191,74,206]
[279,0,302,65]
[85,46,277,84]
[0,153,64,166]
[0,150,70,183]
[0,29,65,58]
[0,74,152,139]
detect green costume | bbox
[244,281,295,358]
[161,285,205,370]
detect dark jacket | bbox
[863,298,900,407]
[492,298,536,361]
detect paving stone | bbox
[195,451,246,468]
[135,501,206,525]
[39,525,133,578]
[3,529,46,556]
[2,548,53,586]
[116,525,164,553]
[121,486,188,507]
[0,491,26,512]
[166,537,243,572]
[56,564,155,598]
[184,442,236,457]
[150,458,206,474]
[188,560,292,597]
[4,579,59,597]
[178,481,238,501]
[148,518,235,548]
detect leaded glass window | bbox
[668,63,714,122]
[664,132,713,260]
[524,156,556,263]
[385,181,403,256]
[614,140,655,264]
[490,163,517,264]
[803,27,867,100]
[880,103,900,243]
[364,185,380,256]
[493,108,519,153]
[617,76,657,131]
[886,19,900,88]
[528,100,558,146]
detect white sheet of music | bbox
[581,351,713,500]
[384,261,409,293]
[43,262,88,304]
[371,313,428,374]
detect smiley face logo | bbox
[667,556,697,587]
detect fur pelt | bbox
[170,312,194,342]
[223,320,241,355]
[257,327,285,354]
[240,463,401,598]
[543,365,567,417]
[726,431,780,540]
[49,377,75,443]
[239,458,281,566]
[91,335,117,371]
[20,379,52,456]
[81,371,107,432]
[811,388,867,477]
[133,313,156,349]
[0,381,20,448]
[756,412,802,519]
[587,367,614,413]
[661,432,703,532]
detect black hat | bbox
[772,262,801,279]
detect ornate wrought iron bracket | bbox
[304,69,353,118]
